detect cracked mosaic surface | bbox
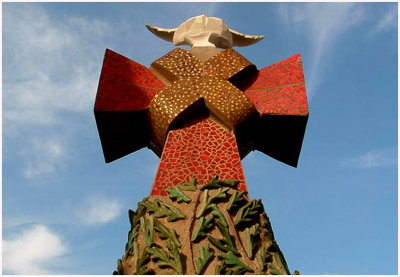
[95,49,165,111]
[148,77,203,147]
[151,47,252,81]
[151,116,247,195]
[151,48,203,82]
[94,49,166,162]
[202,77,255,126]
[244,54,308,116]
[203,48,252,79]
[148,76,256,148]
[148,48,256,150]
[94,47,309,187]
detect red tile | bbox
[150,116,247,194]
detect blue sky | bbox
[2,2,398,275]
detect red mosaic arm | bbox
[244,54,308,116]
[242,54,309,167]
[95,49,164,111]
[94,49,165,163]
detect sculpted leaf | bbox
[177,176,198,191]
[140,216,154,247]
[201,175,239,190]
[268,262,283,275]
[154,221,181,248]
[244,223,260,259]
[147,243,183,274]
[195,242,214,274]
[273,251,290,275]
[255,246,272,271]
[191,216,214,242]
[207,205,239,255]
[135,244,151,275]
[166,186,191,203]
[167,240,184,275]
[218,251,253,273]
[234,199,262,227]
[196,188,229,218]
[226,190,246,212]
[141,199,185,222]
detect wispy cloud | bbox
[370,6,398,35]
[20,136,66,179]
[2,4,110,134]
[278,3,364,98]
[341,149,397,168]
[3,216,37,229]
[77,195,122,226]
[3,225,68,274]
[2,3,117,180]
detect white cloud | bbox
[77,195,122,225]
[341,149,397,168]
[2,3,222,137]
[278,3,364,98]
[2,4,109,133]
[3,216,36,229]
[3,224,68,274]
[21,137,66,179]
[2,3,116,178]
[371,7,397,34]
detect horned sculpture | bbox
[146,15,264,48]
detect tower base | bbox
[114,176,294,275]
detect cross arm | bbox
[94,49,165,163]
[242,54,309,167]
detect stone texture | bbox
[146,15,264,48]
[116,177,291,275]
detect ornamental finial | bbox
[146,15,264,48]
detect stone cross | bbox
[94,14,308,196]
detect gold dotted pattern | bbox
[151,48,252,82]
[148,48,256,149]
[203,77,256,127]
[151,48,203,82]
[204,48,252,79]
[148,77,203,147]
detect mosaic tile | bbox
[95,49,165,111]
[148,77,203,147]
[203,48,253,79]
[244,54,308,116]
[202,77,256,128]
[94,49,165,162]
[151,48,203,83]
[94,47,309,187]
[147,48,257,151]
[151,116,248,195]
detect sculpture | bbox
[94,15,308,275]
[146,15,264,48]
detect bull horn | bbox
[229,28,265,47]
[146,24,176,42]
